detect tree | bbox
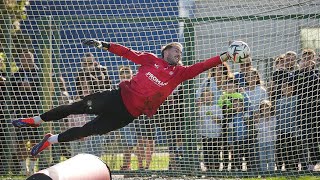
[0,0,31,73]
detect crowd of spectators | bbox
[196,48,320,172]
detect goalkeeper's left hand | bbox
[219,51,231,62]
[82,39,102,48]
[82,39,110,49]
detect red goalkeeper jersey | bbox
[108,43,222,117]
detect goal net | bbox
[0,0,320,178]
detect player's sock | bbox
[28,160,36,174]
[33,116,43,125]
[48,134,59,144]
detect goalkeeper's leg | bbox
[30,90,135,156]
[12,90,118,128]
[31,111,134,156]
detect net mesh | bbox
[0,0,320,179]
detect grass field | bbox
[101,153,169,170]
[2,153,320,180]
[2,175,319,180]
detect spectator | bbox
[284,51,299,71]
[70,68,92,155]
[218,78,257,171]
[301,49,316,64]
[255,100,276,171]
[75,52,112,98]
[127,65,156,170]
[196,62,233,105]
[73,72,94,155]
[74,52,113,156]
[275,76,300,171]
[118,66,137,170]
[234,57,253,88]
[1,54,21,175]
[136,115,156,170]
[274,54,286,71]
[296,49,320,171]
[243,68,269,111]
[269,52,298,103]
[195,62,233,171]
[224,95,257,171]
[268,54,284,102]
[198,88,223,170]
[158,85,184,170]
[51,75,73,164]
[218,78,244,170]
[218,78,252,114]
[173,134,184,169]
[0,56,9,174]
[10,50,44,175]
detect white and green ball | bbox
[227,41,250,63]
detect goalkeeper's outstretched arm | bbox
[82,39,154,65]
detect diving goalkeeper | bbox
[12,39,243,156]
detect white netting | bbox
[0,0,320,179]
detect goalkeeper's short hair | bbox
[161,42,183,58]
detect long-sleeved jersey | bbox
[108,43,222,117]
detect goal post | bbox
[1,0,320,179]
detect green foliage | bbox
[0,0,31,73]
[0,0,29,31]
[0,49,18,73]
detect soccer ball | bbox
[227,41,250,63]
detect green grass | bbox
[101,153,169,170]
[2,176,319,180]
[0,176,26,180]
[1,153,320,179]
[1,174,320,179]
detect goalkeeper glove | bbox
[82,39,110,49]
[219,52,231,62]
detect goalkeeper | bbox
[12,39,242,156]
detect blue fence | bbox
[23,0,181,96]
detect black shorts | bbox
[80,89,136,135]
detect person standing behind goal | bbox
[117,65,138,170]
[75,52,113,97]
[11,39,246,156]
[10,50,44,175]
[74,52,113,156]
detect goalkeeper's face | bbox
[163,47,182,65]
